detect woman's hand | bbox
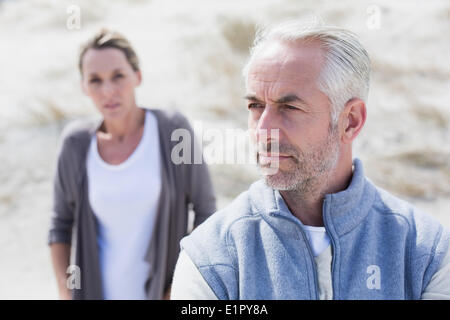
[58,287,72,300]
[163,286,171,300]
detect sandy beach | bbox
[0,0,449,299]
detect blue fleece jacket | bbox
[181,159,450,299]
[181,158,450,299]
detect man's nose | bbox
[256,106,280,143]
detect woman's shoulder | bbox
[62,118,99,138]
[58,117,101,151]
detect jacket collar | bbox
[249,158,376,235]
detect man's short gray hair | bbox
[243,20,371,125]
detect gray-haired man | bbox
[171,21,450,300]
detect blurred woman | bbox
[48,29,216,300]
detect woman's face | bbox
[81,47,141,120]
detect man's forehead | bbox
[248,40,325,83]
[255,39,325,63]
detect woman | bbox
[48,29,216,300]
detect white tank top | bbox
[86,110,161,300]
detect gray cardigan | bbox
[48,108,217,300]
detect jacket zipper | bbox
[272,213,320,299]
[322,198,337,300]
[297,221,321,300]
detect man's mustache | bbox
[256,140,300,161]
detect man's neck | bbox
[279,158,353,227]
[280,186,326,226]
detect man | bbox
[171,21,450,299]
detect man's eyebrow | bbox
[243,94,262,101]
[244,93,309,106]
[274,94,308,105]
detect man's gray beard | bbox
[257,128,340,192]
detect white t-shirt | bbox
[86,110,161,300]
[302,225,330,257]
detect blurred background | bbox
[0,0,449,299]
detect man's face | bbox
[246,40,340,191]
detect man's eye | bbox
[284,104,298,110]
[89,78,100,84]
[248,103,263,110]
[113,74,124,79]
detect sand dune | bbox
[0,0,449,299]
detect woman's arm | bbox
[181,117,217,226]
[50,243,72,300]
[48,127,78,299]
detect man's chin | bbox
[258,166,299,191]
[263,176,299,191]
[257,163,280,176]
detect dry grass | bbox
[24,97,68,125]
[410,104,450,128]
[367,150,450,199]
[220,17,255,54]
[391,150,450,169]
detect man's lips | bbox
[258,153,292,164]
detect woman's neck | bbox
[100,107,146,143]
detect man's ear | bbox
[340,98,366,144]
